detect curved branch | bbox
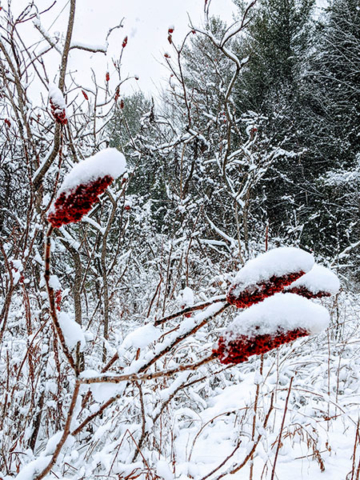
[32,0,76,190]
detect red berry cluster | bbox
[55,289,62,311]
[50,98,67,125]
[214,262,326,365]
[168,27,174,44]
[286,286,330,299]
[48,175,113,228]
[214,328,308,365]
[180,304,192,318]
[226,271,305,309]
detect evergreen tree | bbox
[233,0,316,241]
[301,0,360,269]
[235,0,314,116]
[305,0,360,167]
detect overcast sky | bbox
[12,0,237,98]
[10,0,328,101]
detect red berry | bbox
[55,290,62,311]
[214,328,309,365]
[49,99,67,125]
[227,271,305,309]
[48,176,114,228]
[286,286,331,299]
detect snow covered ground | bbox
[2,240,358,480]
[7,291,358,480]
[163,293,360,479]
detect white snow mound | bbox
[49,83,67,110]
[178,287,194,307]
[232,247,314,289]
[121,324,160,349]
[58,312,86,350]
[227,293,329,337]
[59,148,126,194]
[287,264,340,295]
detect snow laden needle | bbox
[48,148,126,228]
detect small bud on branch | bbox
[49,84,68,125]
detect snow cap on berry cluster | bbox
[214,293,329,364]
[227,293,329,337]
[233,247,314,290]
[227,247,314,308]
[48,148,126,228]
[286,264,340,298]
[49,83,68,125]
[58,148,126,193]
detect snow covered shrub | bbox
[226,247,314,308]
[48,148,126,228]
[49,83,68,125]
[1,1,350,477]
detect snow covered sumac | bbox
[226,247,314,308]
[47,148,126,228]
[214,293,330,364]
[286,264,340,299]
[0,0,349,477]
[213,248,338,365]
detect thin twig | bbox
[80,353,218,386]
[271,377,294,480]
[154,296,227,326]
[44,225,77,373]
[34,380,81,480]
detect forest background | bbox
[1,0,360,478]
